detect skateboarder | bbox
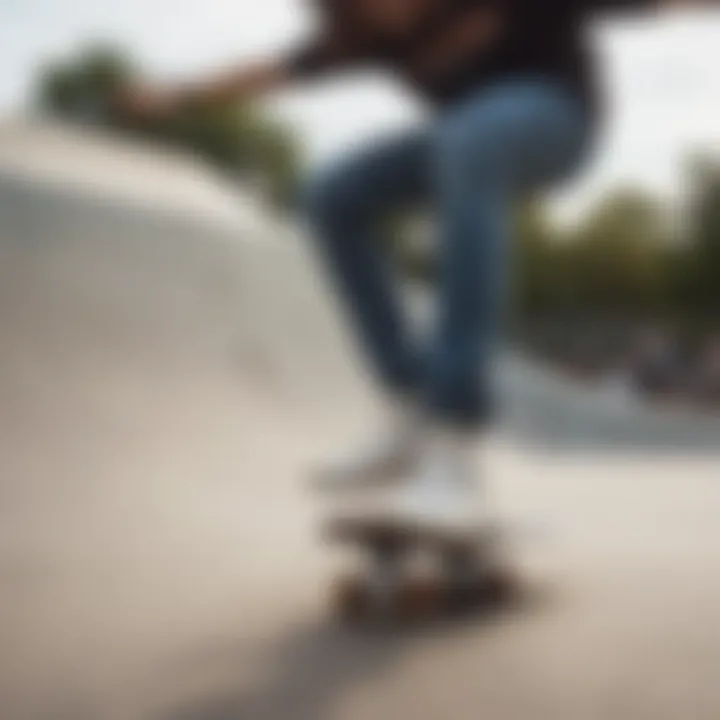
[121,0,710,532]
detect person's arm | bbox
[178,27,370,107]
[117,23,371,120]
[179,61,292,107]
[283,31,370,81]
[116,60,290,120]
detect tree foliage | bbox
[514,176,720,331]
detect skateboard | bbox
[324,514,519,624]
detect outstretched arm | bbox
[116,60,291,120]
[172,27,369,108]
[117,23,371,120]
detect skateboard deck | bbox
[324,513,519,624]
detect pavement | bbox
[0,121,718,720]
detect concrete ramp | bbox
[0,121,718,720]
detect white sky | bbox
[2,1,720,215]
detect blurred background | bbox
[0,3,719,720]
[7,2,720,413]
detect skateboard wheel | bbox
[479,566,518,606]
[332,575,441,624]
[332,576,370,622]
[397,578,444,620]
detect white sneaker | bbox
[314,397,424,492]
[377,425,486,536]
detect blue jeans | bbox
[305,80,590,428]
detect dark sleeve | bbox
[286,38,343,78]
[284,30,379,80]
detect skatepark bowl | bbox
[0,120,719,720]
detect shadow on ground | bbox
[161,581,545,720]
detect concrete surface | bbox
[0,122,718,720]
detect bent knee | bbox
[302,162,373,229]
[436,111,516,187]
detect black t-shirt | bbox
[288,0,653,111]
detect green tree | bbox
[37,44,136,125]
[683,155,720,320]
[561,188,672,318]
[515,201,572,318]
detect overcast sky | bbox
[2,1,720,215]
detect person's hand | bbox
[114,83,183,122]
